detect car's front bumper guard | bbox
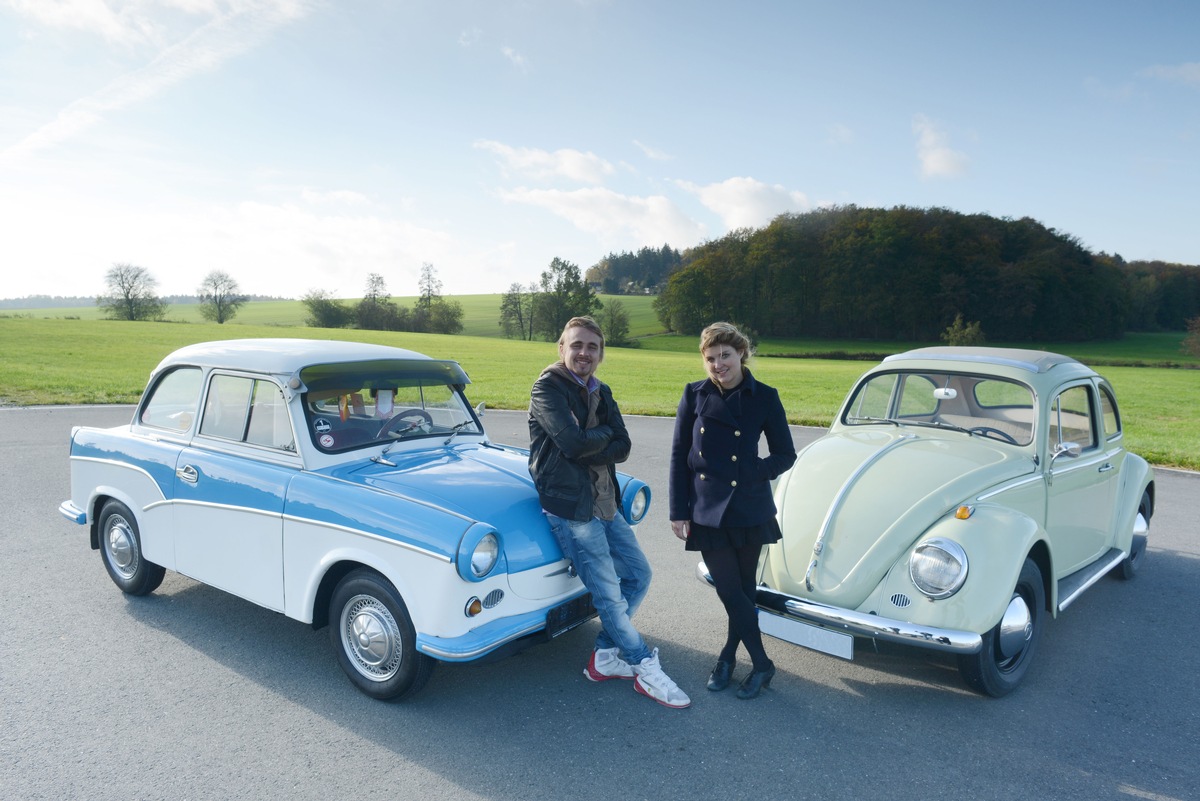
[696,560,982,656]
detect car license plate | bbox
[546,593,597,639]
[759,609,854,660]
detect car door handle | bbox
[1098,463,1113,473]
[177,464,199,484]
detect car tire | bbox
[329,569,435,700]
[97,499,166,596]
[957,557,1044,698]
[1113,490,1151,581]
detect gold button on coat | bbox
[734,430,741,437]
[731,455,737,462]
[731,480,738,487]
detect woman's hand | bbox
[670,520,690,541]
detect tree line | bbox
[651,206,1200,342]
[302,264,464,334]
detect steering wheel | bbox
[377,409,434,439]
[969,426,1019,445]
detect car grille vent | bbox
[483,589,504,609]
[890,593,912,608]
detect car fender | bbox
[873,503,1049,635]
[1113,451,1154,552]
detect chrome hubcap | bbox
[106,516,137,579]
[341,595,402,682]
[997,594,1032,662]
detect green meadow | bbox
[1,300,1197,470]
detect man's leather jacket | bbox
[528,364,631,522]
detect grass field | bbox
[2,313,1197,470]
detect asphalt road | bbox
[2,406,1197,801]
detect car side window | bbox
[246,382,296,451]
[1051,385,1096,451]
[139,367,203,431]
[200,375,295,452]
[1099,385,1121,442]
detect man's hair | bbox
[699,321,752,364]
[558,316,606,357]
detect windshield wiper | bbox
[847,416,901,426]
[443,420,476,445]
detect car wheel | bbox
[1113,490,1151,581]
[957,558,1044,697]
[97,499,166,596]
[329,569,435,700]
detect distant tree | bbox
[302,289,352,329]
[1184,316,1200,358]
[941,313,986,346]
[356,273,399,330]
[533,258,601,340]
[97,263,167,321]
[197,271,246,324]
[499,282,538,340]
[427,297,465,334]
[417,263,442,312]
[409,263,462,334]
[596,298,631,346]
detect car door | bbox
[172,374,299,612]
[1044,380,1121,577]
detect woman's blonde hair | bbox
[699,321,752,364]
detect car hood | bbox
[773,427,1035,606]
[337,443,561,573]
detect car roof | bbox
[880,346,1099,384]
[155,338,443,376]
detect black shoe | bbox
[736,663,775,700]
[706,660,735,692]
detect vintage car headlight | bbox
[456,524,501,581]
[623,481,651,524]
[909,537,968,600]
[470,533,499,577]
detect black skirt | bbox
[684,518,782,552]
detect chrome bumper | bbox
[696,560,982,656]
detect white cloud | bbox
[912,114,969,179]
[676,176,810,230]
[497,186,706,249]
[1140,62,1200,87]
[0,0,311,165]
[501,45,528,70]
[475,140,615,185]
[633,139,672,161]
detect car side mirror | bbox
[475,401,486,418]
[1051,441,1081,463]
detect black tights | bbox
[702,544,772,671]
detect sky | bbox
[1,0,1197,301]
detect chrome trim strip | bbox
[418,621,546,660]
[279,512,452,562]
[805,433,917,592]
[975,473,1043,501]
[699,561,982,655]
[1058,550,1127,611]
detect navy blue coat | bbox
[668,370,797,528]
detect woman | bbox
[669,322,797,699]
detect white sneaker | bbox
[584,647,635,682]
[632,648,691,708]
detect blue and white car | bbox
[60,338,650,700]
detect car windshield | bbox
[843,370,1035,446]
[299,359,481,453]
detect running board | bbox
[1058,547,1125,612]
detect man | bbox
[528,316,690,709]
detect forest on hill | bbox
[629,206,1199,342]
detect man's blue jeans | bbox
[545,512,653,665]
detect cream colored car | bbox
[700,347,1154,697]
